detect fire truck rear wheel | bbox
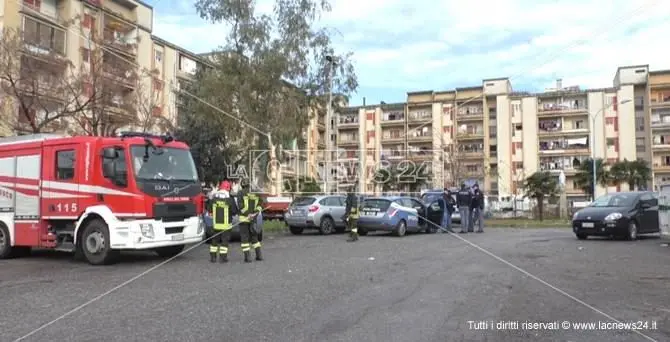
[0,223,12,259]
[81,219,119,265]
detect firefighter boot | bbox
[255,247,263,261]
[210,253,217,263]
[347,231,359,242]
[219,253,228,263]
[244,251,252,263]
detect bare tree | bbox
[0,27,91,134]
[133,69,176,134]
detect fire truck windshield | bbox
[130,146,198,182]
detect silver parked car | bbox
[284,195,348,235]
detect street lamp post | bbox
[590,99,631,200]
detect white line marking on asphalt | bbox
[13,209,270,342]
[420,216,659,342]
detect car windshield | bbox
[590,193,637,207]
[291,197,316,206]
[130,146,198,181]
[363,199,391,211]
[421,193,442,203]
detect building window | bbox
[155,49,163,64]
[635,117,645,131]
[607,138,616,146]
[575,120,584,129]
[636,137,645,152]
[634,96,644,110]
[81,47,90,63]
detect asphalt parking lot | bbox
[1,228,669,342]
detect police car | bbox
[356,196,443,237]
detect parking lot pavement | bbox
[1,228,669,342]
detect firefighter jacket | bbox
[344,193,361,219]
[212,192,238,231]
[238,190,263,223]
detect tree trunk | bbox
[628,181,635,191]
[537,195,544,221]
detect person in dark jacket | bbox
[456,183,472,234]
[343,185,361,242]
[237,180,264,262]
[469,183,485,233]
[442,188,455,232]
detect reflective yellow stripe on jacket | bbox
[213,201,232,231]
[240,194,259,223]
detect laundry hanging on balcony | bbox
[566,137,588,147]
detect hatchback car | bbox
[284,195,348,235]
[356,196,443,236]
[572,191,660,240]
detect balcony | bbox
[382,130,405,143]
[459,142,484,159]
[407,110,432,123]
[381,149,405,161]
[538,97,588,116]
[407,128,432,142]
[650,91,670,108]
[103,91,135,117]
[456,105,484,121]
[21,0,64,26]
[22,16,67,61]
[539,137,589,155]
[317,116,325,131]
[102,52,138,88]
[337,135,358,146]
[382,111,405,126]
[652,134,670,151]
[538,119,589,136]
[336,149,360,161]
[338,114,359,129]
[102,14,138,56]
[653,160,670,172]
[408,148,433,161]
[540,156,586,175]
[456,126,484,140]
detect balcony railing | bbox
[538,101,587,113]
[338,115,359,125]
[408,130,432,140]
[651,96,670,106]
[408,111,432,122]
[539,138,589,153]
[457,106,484,118]
[102,62,138,87]
[22,0,64,25]
[338,137,358,145]
[22,16,67,56]
[382,112,405,123]
[103,28,137,55]
[382,131,404,141]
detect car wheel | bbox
[81,219,119,265]
[319,217,335,235]
[154,245,185,258]
[626,221,638,241]
[0,223,13,259]
[289,226,303,235]
[576,233,588,240]
[394,220,407,237]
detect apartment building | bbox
[333,65,670,198]
[0,0,206,135]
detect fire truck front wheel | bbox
[0,223,12,259]
[80,219,119,265]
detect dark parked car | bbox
[572,191,660,240]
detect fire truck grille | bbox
[165,227,184,234]
[154,202,196,222]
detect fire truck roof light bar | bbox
[118,131,175,143]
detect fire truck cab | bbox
[0,132,205,265]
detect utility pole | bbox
[324,55,336,194]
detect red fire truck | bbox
[0,132,205,265]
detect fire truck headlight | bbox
[140,223,155,239]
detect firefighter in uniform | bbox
[237,180,264,262]
[209,181,237,263]
[344,186,361,242]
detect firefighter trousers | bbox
[239,222,261,253]
[209,229,232,256]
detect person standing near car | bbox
[469,183,485,233]
[238,180,264,262]
[442,188,455,232]
[457,183,472,234]
[209,181,237,263]
[344,185,361,242]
